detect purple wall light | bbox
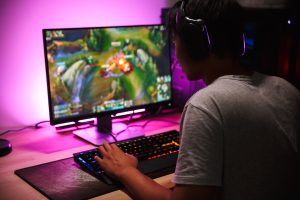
[0,0,170,129]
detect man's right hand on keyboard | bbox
[94,141,138,180]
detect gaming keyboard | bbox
[73,130,180,184]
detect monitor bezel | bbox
[42,23,173,125]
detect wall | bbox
[0,0,173,130]
[238,0,289,8]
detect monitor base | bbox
[73,122,145,146]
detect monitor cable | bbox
[0,120,50,136]
[0,120,49,156]
[111,118,180,142]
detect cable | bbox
[128,111,136,123]
[34,120,50,129]
[108,133,118,142]
[112,118,180,139]
[139,119,180,128]
[120,105,167,125]
[0,126,35,136]
[0,130,11,136]
[0,120,50,136]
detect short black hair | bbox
[167,0,245,60]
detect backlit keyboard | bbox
[73,130,180,184]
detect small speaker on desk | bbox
[0,139,12,156]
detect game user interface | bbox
[44,25,172,122]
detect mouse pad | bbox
[15,156,176,200]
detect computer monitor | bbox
[43,24,172,144]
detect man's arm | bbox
[95,142,219,200]
[120,167,219,200]
[117,166,172,200]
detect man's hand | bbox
[95,141,138,180]
[94,143,218,200]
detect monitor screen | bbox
[43,24,172,125]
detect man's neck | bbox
[201,55,254,84]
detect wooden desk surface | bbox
[0,113,180,200]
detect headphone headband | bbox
[174,0,245,59]
[175,0,212,59]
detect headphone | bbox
[175,0,245,60]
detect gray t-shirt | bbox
[173,72,300,200]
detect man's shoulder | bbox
[258,73,300,101]
[187,78,239,106]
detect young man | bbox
[95,0,300,199]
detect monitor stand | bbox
[73,115,145,146]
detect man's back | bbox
[175,72,300,200]
[217,73,299,199]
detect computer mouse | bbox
[0,139,12,156]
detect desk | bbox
[0,112,180,200]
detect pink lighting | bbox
[134,108,146,113]
[54,122,76,128]
[114,108,146,117]
[0,0,169,130]
[115,111,134,117]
